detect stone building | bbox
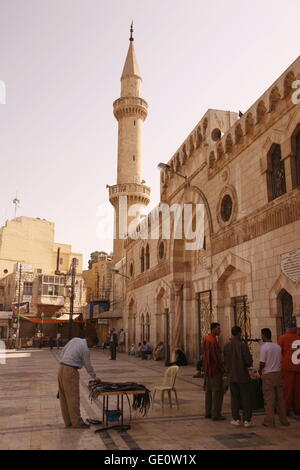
[0,216,85,317]
[107,31,300,364]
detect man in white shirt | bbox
[259,328,289,428]
[58,336,101,428]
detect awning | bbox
[94,311,122,320]
[20,314,82,324]
[0,311,13,320]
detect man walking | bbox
[58,336,101,428]
[224,326,253,427]
[109,328,118,360]
[259,328,289,427]
[203,322,225,421]
[278,321,300,417]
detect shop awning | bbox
[20,314,82,324]
[93,311,122,320]
[0,311,13,319]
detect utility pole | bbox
[16,263,22,349]
[68,258,77,341]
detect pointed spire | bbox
[130,21,134,42]
[121,24,141,79]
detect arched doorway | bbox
[279,290,295,334]
[156,287,166,344]
[128,298,136,347]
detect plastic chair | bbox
[152,366,179,409]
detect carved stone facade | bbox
[109,47,300,365]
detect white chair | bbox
[152,365,179,409]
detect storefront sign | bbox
[98,319,109,325]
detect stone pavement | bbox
[0,348,300,450]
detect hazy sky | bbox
[0,0,299,268]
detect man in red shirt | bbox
[278,322,300,416]
[203,322,225,421]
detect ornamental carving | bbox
[212,189,300,255]
[216,185,238,228]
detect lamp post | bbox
[158,162,187,180]
[41,312,44,348]
[16,263,22,349]
[164,308,170,366]
[68,258,77,341]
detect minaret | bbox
[109,24,151,263]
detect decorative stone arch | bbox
[213,252,253,307]
[154,279,172,304]
[257,100,267,124]
[217,142,224,159]
[284,70,296,98]
[183,185,214,236]
[209,151,216,168]
[235,123,244,145]
[269,273,300,318]
[127,293,137,314]
[269,86,281,112]
[195,126,203,148]
[245,113,254,135]
[225,134,233,154]
[127,294,137,347]
[260,131,285,175]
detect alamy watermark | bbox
[0,340,6,365]
[292,80,300,105]
[292,340,300,366]
[96,197,205,250]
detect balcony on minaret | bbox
[109,183,151,207]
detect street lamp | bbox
[158,162,187,180]
[112,269,130,280]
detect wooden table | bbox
[93,389,146,432]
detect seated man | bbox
[166,348,188,366]
[141,341,152,360]
[128,344,136,356]
[153,341,165,361]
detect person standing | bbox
[259,328,289,427]
[224,326,254,427]
[109,328,118,360]
[56,331,61,349]
[58,336,101,428]
[118,328,125,353]
[278,321,300,417]
[203,322,225,421]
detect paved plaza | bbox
[0,348,300,451]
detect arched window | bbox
[140,314,145,342]
[268,145,286,201]
[141,248,145,273]
[145,244,150,270]
[279,290,295,335]
[146,313,150,342]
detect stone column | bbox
[173,283,184,349]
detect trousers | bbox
[57,364,84,427]
[262,371,289,426]
[230,382,252,422]
[281,370,300,412]
[205,373,224,419]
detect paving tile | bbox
[0,349,300,450]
